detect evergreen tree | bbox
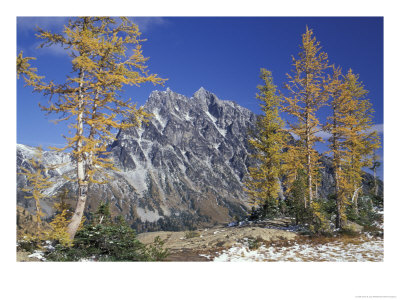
[22,17,166,239]
[245,69,286,217]
[282,26,330,206]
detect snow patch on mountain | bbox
[136,206,161,222]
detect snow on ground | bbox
[213,237,383,262]
[28,250,46,261]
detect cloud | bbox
[130,17,168,33]
[315,129,332,140]
[17,16,168,34]
[30,40,73,58]
[17,17,69,34]
[369,123,384,135]
[286,126,331,141]
[287,123,384,141]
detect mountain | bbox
[16,87,382,232]
[17,88,258,231]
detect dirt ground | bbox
[137,220,298,261]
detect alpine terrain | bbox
[16,87,382,232]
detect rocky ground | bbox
[138,218,298,261]
[137,217,384,262]
[17,217,383,262]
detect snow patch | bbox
[152,109,167,130]
[205,111,217,123]
[213,237,383,262]
[205,111,226,137]
[183,112,193,122]
[28,250,46,261]
[136,206,161,222]
[120,168,149,195]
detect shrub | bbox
[247,237,264,250]
[144,236,170,261]
[185,230,200,239]
[46,203,169,262]
[309,199,332,235]
[346,195,380,227]
[17,234,43,253]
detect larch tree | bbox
[324,65,351,228]
[282,26,330,207]
[245,69,286,216]
[18,146,53,237]
[23,17,166,239]
[325,67,380,227]
[339,69,380,214]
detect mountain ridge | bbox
[16,87,382,232]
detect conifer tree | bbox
[340,69,381,214]
[325,67,380,227]
[23,17,166,239]
[282,27,330,206]
[245,69,286,216]
[18,146,53,237]
[324,66,348,228]
[46,189,85,246]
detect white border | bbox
[2,1,399,300]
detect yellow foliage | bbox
[245,69,286,209]
[16,51,44,84]
[47,209,73,247]
[282,27,330,205]
[18,146,53,237]
[310,201,330,233]
[29,17,167,184]
[22,17,167,239]
[325,66,381,225]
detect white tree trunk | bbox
[66,70,88,240]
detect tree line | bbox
[245,27,381,232]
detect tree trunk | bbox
[66,182,88,239]
[306,117,313,206]
[66,69,87,240]
[336,198,342,228]
[331,115,343,229]
[352,186,362,215]
[334,165,342,229]
[373,167,378,196]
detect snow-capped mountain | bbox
[17,88,258,231]
[16,87,382,232]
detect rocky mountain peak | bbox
[16,88,382,233]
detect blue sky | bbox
[17,17,383,177]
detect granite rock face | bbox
[17,88,258,231]
[108,88,258,230]
[16,87,382,232]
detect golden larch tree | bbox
[325,67,381,227]
[340,69,381,214]
[245,69,286,215]
[282,26,330,206]
[23,17,166,239]
[18,146,53,237]
[324,65,350,228]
